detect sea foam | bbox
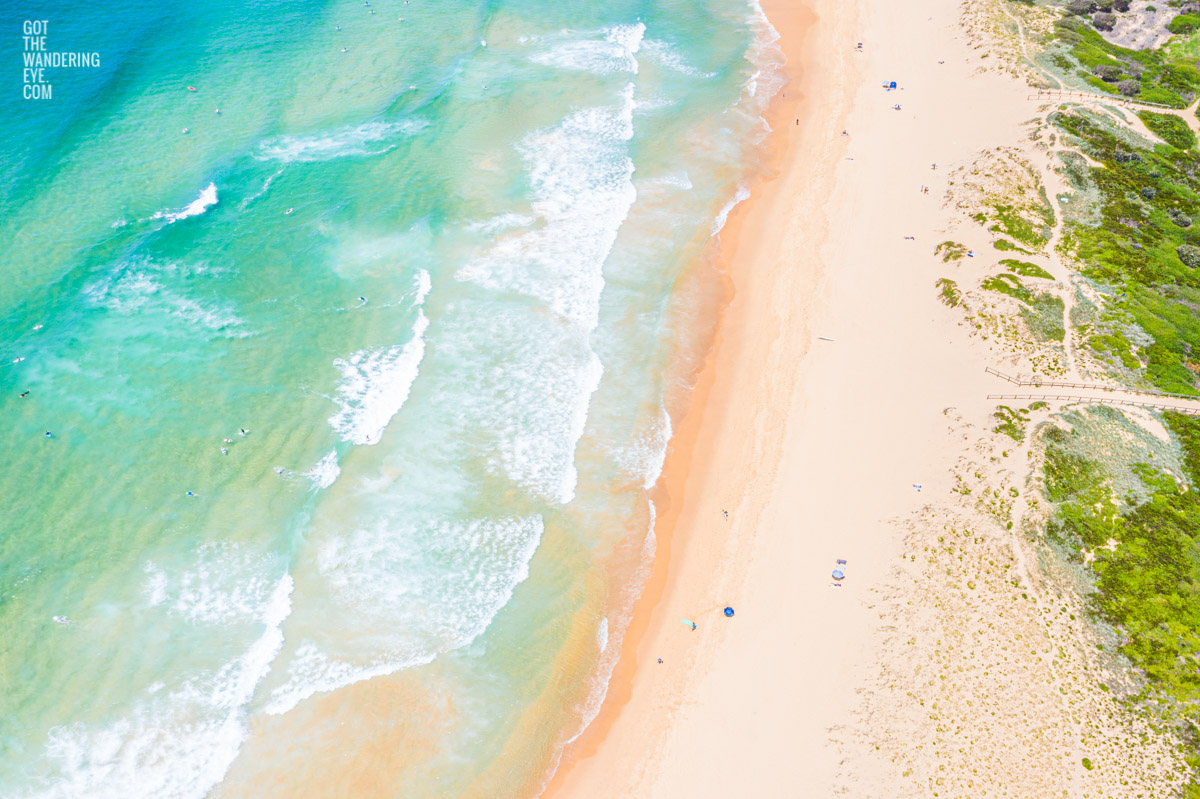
[528,23,645,75]
[328,271,431,446]
[306,449,341,490]
[29,575,293,799]
[641,38,717,78]
[85,259,248,338]
[257,120,427,163]
[711,185,750,237]
[150,183,218,224]
[264,514,544,716]
[456,85,637,330]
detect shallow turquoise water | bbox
[0,1,781,795]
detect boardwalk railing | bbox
[1028,89,1176,110]
[988,393,1200,416]
[984,367,1200,400]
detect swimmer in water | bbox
[20,391,29,398]
[182,127,189,134]
[336,25,342,30]
[186,491,196,497]
[32,323,43,330]
[224,437,232,443]
[221,447,229,455]
[239,428,248,436]
[44,431,52,438]
[215,108,220,114]
[342,47,348,52]
[359,296,367,303]
[285,208,294,215]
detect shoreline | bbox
[543,0,852,792]
[542,0,1156,793]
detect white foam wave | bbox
[328,271,431,446]
[143,544,280,626]
[456,84,638,331]
[305,449,341,489]
[257,120,427,163]
[711,185,750,237]
[85,264,248,338]
[239,167,284,209]
[636,173,693,194]
[264,514,544,716]
[451,83,639,500]
[29,575,292,799]
[464,212,536,235]
[262,643,431,717]
[150,183,218,225]
[615,402,673,490]
[745,0,786,112]
[529,23,645,75]
[596,617,609,655]
[562,501,657,748]
[642,38,716,78]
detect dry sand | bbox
[546,0,1193,796]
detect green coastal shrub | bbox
[1053,17,1200,107]
[1118,78,1142,96]
[1168,13,1200,34]
[1138,111,1197,150]
[935,240,967,262]
[1002,259,1055,279]
[1044,412,1200,721]
[994,238,1034,254]
[936,277,961,307]
[982,273,1033,303]
[1050,110,1200,393]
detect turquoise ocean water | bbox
[0,1,781,795]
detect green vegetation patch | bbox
[1022,292,1067,342]
[935,240,967,262]
[981,272,1065,340]
[1042,408,1200,721]
[1168,13,1200,35]
[1051,16,1200,108]
[994,238,1035,254]
[936,277,961,307]
[1137,111,1197,150]
[982,272,1033,303]
[1002,258,1056,279]
[1052,109,1200,394]
[994,405,1031,442]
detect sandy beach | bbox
[546,0,1194,795]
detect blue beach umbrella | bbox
[832,569,845,580]
[723,606,735,617]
